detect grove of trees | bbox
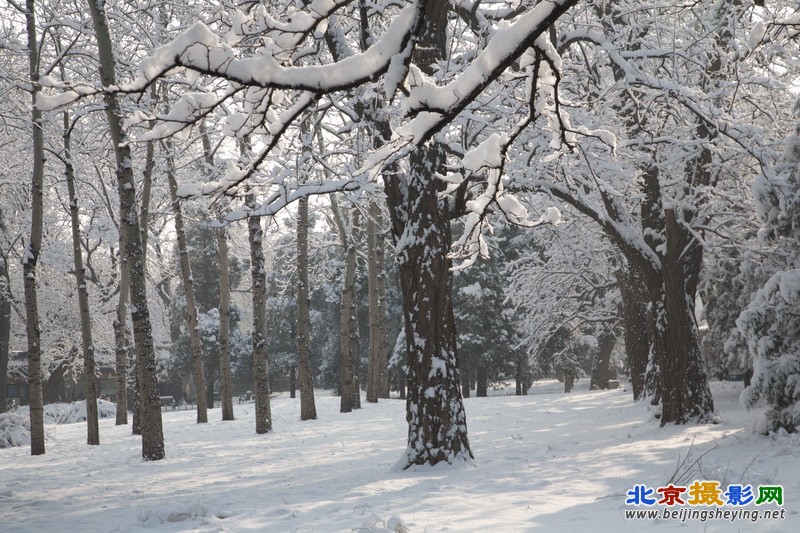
[1,0,800,468]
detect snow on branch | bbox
[119,5,419,95]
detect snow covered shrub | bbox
[739,97,800,433]
[0,400,116,448]
[738,269,800,432]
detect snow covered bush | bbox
[0,400,116,448]
[739,98,800,433]
[739,268,800,432]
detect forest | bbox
[1,0,799,487]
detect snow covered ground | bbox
[1,380,797,532]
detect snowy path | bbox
[1,380,797,532]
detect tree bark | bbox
[64,112,99,445]
[165,148,208,424]
[476,366,488,397]
[296,196,317,420]
[23,0,46,455]
[590,332,616,390]
[659,209,715,424]
[247,194,272,434]
[86,0,164,460]
[366,203,390,402]
[382,0,472,468]
[113,251,130,425]
[0,251,11,413]
[616,264,649,400]
[339,207,361,413]
[216,226,234,421]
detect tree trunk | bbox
[86,0,164,460]
[564,371,575,393]
[590,332,616,391]
[296,196,317,420]
[374,206,390,399]
[381,0,472,468]
[461,363,471,399]
[0,252,11,413]
[366,203,390,402]
[339,207,361,413]
[476,366,488,398]
[366,208,379,404]
[247,194,272,434]
[616,264,649,400]
[64,113,100,445]
[165,148,208,424]
[23,0,46,455]
[113,253,130,425]
[659,209,715,425]
[216,226,234,421]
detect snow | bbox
[1,382,798,531]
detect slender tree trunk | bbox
[339,207,361,413]
[476,366,488,397]
[165,148,207,424]
[374,206,390,399]
[366,209,379,404]
[296,197,317,420]
[0,252,11,413]
[64,113,99,445]
[23,0,45,455]
[247,194,272,434]
[216,226,234,421]
[461,363,471,399]
[113,253,130,425]
[366,203,390,402]
[86,0,164,460]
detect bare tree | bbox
[215,224,234,421]
[63,111,99,445]
[85,0,164,460]
[247,192,272,434]
[21,0,46,456]
[165,145,208,423]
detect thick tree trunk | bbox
[590,332,616,390]
[166,151,208,424]
[659,209,715,424]
[23,0,45,455]
[296,197,317,420]
[381,0,471,468]
[247,195,272,434]
[216,226,234,421]
[616,264,649,400]
[64,115,100,445]
[86,0,164,460]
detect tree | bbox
[247,193,272,434]
[21,0,46,456]
[165,144,208,423]
[215,224,234,421]
[85,0,164,460]
[63,110,100,445]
